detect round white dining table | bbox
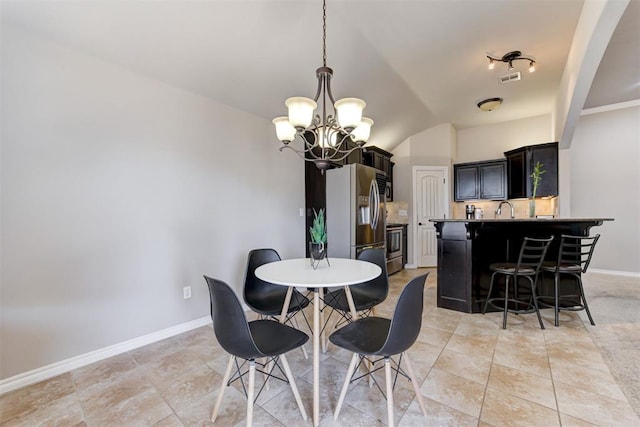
[254,257,381,427]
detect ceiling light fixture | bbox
[477,97,503,111]
[487,50,536,73]
[272,0,373,170]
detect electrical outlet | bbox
[183,286,192,299]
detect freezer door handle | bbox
[368,179,376,230]
[371,178,380,230]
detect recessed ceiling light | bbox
[477,97,503,111]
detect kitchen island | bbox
[430,218,613,313]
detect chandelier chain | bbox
[272,0,372,170]
[322,0,327,67]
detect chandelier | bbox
[487,50,536,73]
[272,0,373,170]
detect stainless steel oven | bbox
[386,225,404,275]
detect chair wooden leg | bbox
[384,357,395,427]
[212,355,235,423]
[403,352,427,417]
[334,353,359,420]
[320,288,328,353]
[280,354,308,421]
[246,360,256,427]
[291,316,309,359]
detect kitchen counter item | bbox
[465,204,475,219]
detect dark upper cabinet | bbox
[454,159,507,201]
[504,142,558,198]
[363,146,394,201]
[480,161,508,199]
[454,164,479,201]
[344,139,364,165]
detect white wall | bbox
[391,123,456,265]
[554,0,629,146]
[0,26,305,379]
[456,114,553,162]
[570,105,640,273]
[392,123,456,203]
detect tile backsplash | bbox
[387,201,409,224]
[452,197,558,219]
[387,198,558,223]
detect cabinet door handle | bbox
[418,222,423,226]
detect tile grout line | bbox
[127,348,186,426]
[69,370,88,425]
[476,328,498,427]
[543,325,564,426]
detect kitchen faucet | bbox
[496,201,515,218]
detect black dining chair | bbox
[322,247,389,326]
[244,248,311,327]
[329,273,429,427]
[482,236,554,329]
[204,276,308,426]
[539,234,600,327]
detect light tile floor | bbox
[1,269,639,426]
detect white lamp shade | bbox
[335,98,366,130]
[318,126,337,148]
[272,116,296,143]
[285,97,317,130]
[351,117,374,143]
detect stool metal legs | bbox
[483,272,545,330]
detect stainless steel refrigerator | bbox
[326,163,387,259]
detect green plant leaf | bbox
[309,208,327,243]
[530,161,545,198]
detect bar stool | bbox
[482,236,554,329]
[538,234,600,327]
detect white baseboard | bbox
[404,263,417,269]
[588,269,640,278]
[0,316,212,396]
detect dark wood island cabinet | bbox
[430,218,613,313]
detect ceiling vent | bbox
[498,71,521,84]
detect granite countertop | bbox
[430,218,614,222]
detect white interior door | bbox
[413,167,448,267]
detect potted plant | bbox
[309,208,328,268]
[529,161,545,217]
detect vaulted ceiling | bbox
[2,1,637,152]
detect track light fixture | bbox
[487,50,536,73]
